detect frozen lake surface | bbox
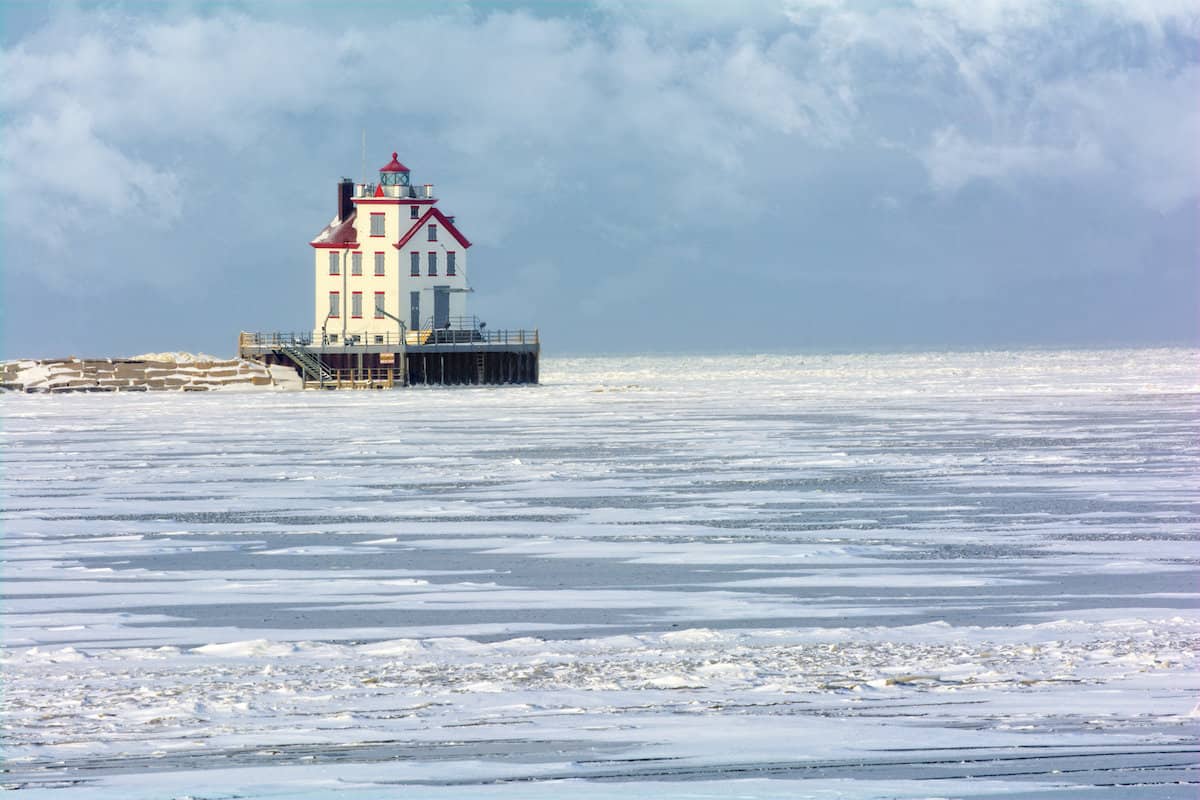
[3,350,1198,798]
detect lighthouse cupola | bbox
[379,152,410,188]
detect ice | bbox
[2,349,1197,798]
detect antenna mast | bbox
[360,129,366,186]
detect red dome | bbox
[379,152,409,173]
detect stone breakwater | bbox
[0,358,300,393]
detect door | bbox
[433,286,450,329]
[409,291,420,330]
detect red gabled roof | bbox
[393,207,472,250]
[380,152,409,173]
[309,211,358,249]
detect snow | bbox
[127,351,223,362]
[1,348,1197,798]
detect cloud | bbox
[0,101,181,254]
[1,6,850,271]
[921,127,1104,193]
[0,1,1195,354]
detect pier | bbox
[239,320,539,389]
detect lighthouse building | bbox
[239,148,537,387]
[310,153,472,345]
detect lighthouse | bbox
[309,153,473,345]
[239,150,539,388]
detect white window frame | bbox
[447,251,456,277]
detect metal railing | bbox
[355,183,434,200]
[240,326,538,350]
[310,368,400,389]
[280,342,333,384]
[240,331,313,348]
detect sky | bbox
[1,0,1197,357]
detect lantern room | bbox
[379,152,410,188]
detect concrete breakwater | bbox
[0,357,301,393]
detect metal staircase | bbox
[276,343,332,386]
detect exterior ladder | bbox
[475,352,486,384]
[277,344,333,386]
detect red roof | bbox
[393,207,472,250]
[309,211,358,248]
[379,152,409,173]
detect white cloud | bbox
[0,101,181,253]
[0,0,1195,290]
[921,126,1104,193]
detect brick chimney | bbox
[337,178,354,222]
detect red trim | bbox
[312,242,359,249]
[380,152,410,173]
[393,207,472,250]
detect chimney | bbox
[337,178,354,222]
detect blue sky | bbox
[2,0,1196,357]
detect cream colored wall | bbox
[397,221,470,329]
[312,200,471,343]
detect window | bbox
[370,213,385,236]
[328,252,340,275]
[374,292,386,318]
[427,224,437,241]
[374,334,384,344]
[351,292,363,318]
[374,252,385,276]
[410,252,420,276]
[329,333,339,343]
[351,252,362,276]
[410,206,419,219]
[447,251,457,277]
[427,251,437,276]
[328,291,340,318]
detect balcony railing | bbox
[355,183,435,200]
[239,326,538,351]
